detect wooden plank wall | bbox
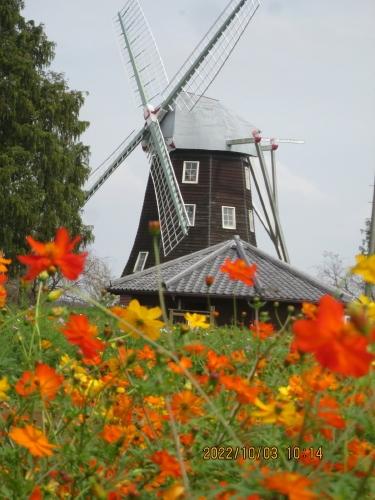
[122,149,257,276]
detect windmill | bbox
[85,0,299,274]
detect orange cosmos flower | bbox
[18,227,87,281]
[171,390,204,423]
[0,252,11,273]
[16,363,63,400]
[249,321,275,340]
[206,350,232,373]
[317,395,345,429]
[230,349,247,364]
[220,375,259,404]
[220,258,257,286]
[151,450,181,479]
[302,364,338,393]
[183,342,206,355]
[347,438,375,470]
[263,471,317,500]
[62,314,105,359]
[292,295,374,377]
[9,425,57,457]
[0,273,7,308]
[101,424,124,444]
[16,371,37,396]
[168,356,192,374]
[301,302,317,319]
[137,344,156,361]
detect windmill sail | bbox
[161,0,260,111]
[117,0,169,108]
[146,119,189,256]
[116,1,189,255]
[86,128,144,201]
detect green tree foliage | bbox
[359,218,370,255]
[0,0,92,272]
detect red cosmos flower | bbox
[62,314,105,359]
[292,295,374,377]
[29,485,43,500]
[18,227,87,281]
[220,258,257,286]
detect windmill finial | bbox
[252,129,262,143]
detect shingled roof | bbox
[110,236,350,303]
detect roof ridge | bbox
[112,240,233,286]
[165,240,234,287]
[233,235,262,294]
[238,238,350,301]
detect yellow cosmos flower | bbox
[85,378,105,397]
[184,312,210,329]
[357,295,375,322]
[278,386,292,401]
[0,377,10,400]
[252,398,302,428]
[112,300,164,340]
[351,254,375,284]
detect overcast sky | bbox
[23,0,375,278]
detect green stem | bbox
[153,235,168,325]
[152,235,176,353]
[233,292,237,328]
[29,281,43,357]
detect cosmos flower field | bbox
[0,228,374,499]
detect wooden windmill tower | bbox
[86,0,298,275]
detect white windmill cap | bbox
[160,94,259,156]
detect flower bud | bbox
[180,324,190,334]
[38,271,49,282]
[148,220,160,236]
[47,265,57,276]
[205,275,214,287]
[47,289,64,302]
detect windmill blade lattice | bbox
[146,120,189,256]
[86,128,144,201]
[117,0,169,108]
[161,0,260,111]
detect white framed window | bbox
[182,161,199,183]
[248,209,255,232]
[245,166,251,190]
[184,204,196,226]
[222,206,236,229]
[133,251,149,272]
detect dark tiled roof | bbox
[109,236,350,303]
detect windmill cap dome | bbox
[160,94,258,155]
